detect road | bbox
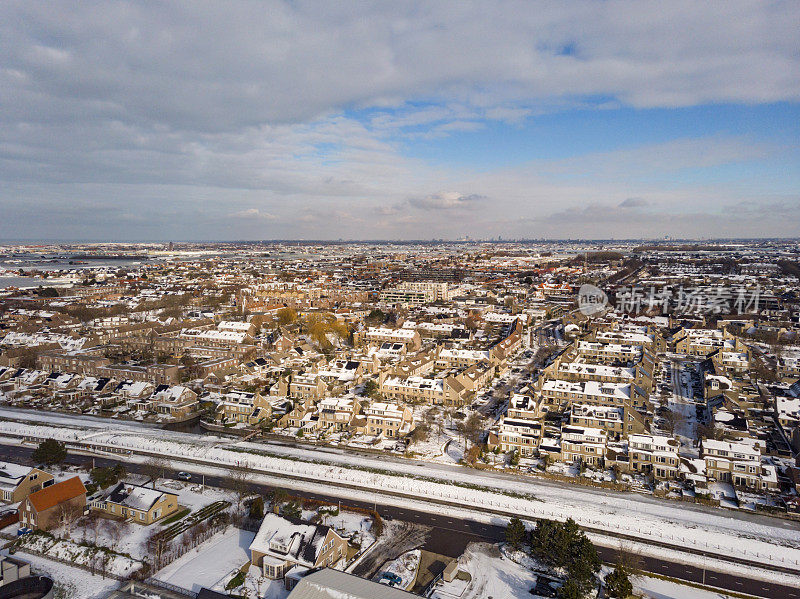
[0,443,796,598]
[2,406,799,561]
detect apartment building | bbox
[777,350,800,382]
[363,327,421,351]
[436,348,492,369]
[560,426,607,467]
[363,402,413,438]
[569,403,647,439]
[702,438,778,491]
[380,374,467,407]
[576,341,641,365]
[674,329,736,357]
[380,281,450,305]
[540,379,650,412]
[628,434,680,480]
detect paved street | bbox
[0,443,797,598]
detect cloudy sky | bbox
[2,1,799,241]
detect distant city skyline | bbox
[1,2,799,240]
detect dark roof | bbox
[197,589,229,599]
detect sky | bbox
[1,1,799,241]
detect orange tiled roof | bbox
[27,476,86,513]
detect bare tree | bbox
[55,502,82,540]
[146,530,171,572]
[227,467,253,516]
[660,407,685,436]
[616,541,645,577]
[458,412,484,449]
[141,456,169,487]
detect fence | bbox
[8,426,800,574]
[143,578,198,598]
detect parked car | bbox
[177,471,192,481]
[16,527,32,537]
[380,573,402,587]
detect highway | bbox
[0,443,797,598]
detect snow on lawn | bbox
[3,413,800,570]
[154,527,255,593]
[234,564,289,599]
[14,551,121,599]
[15,531,142,578]
[157,478,237,511]
[432,542,538,599]
[320,509,375,551]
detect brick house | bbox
[19,477,87,530]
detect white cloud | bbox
[228,208,276,220]
[407,192,486,210]
[0,1,797,239]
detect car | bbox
[380,573,402,586]
[176,471,192,481]
[16,527,32,537]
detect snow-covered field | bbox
[2,410,800,572]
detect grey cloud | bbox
[619,197,649,208]
[407,193,486,211]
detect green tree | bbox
[557,578,585,599]
[32,438,67,465]
[505,517,526,550]
[249,496,264,520]
[604,566,633,598]
[363,379,379,398]
[282,501,301,520]
[530,518,600,594]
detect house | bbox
[560,425,607,467]
[0,461,54,503]
[92,481,179,524]
[19,476,87,531]
[249,514,348,582]
[628,434,681,480]
[317,397,358,432]
[362,402,413,438]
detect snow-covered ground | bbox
[431,542,539,599]
[3,410,800,572]
[12,550,121,599]
[380,549,420,590]
[634,573,738,599]
[154,527,255,593]
[15,531,142,578]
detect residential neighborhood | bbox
[0,239,799,599]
